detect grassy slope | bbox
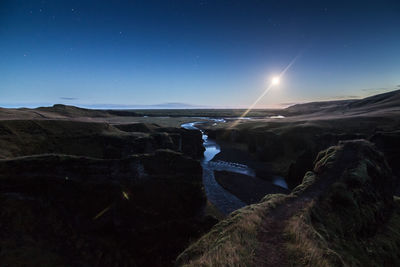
[0,119,145,158]
[176,140,400,266]
[285,197,400,267]
[175,193,290,266]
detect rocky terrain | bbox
[0,112,211,266]
[176,140,400,266]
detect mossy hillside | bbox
[0,120,203,159]
[285,140,399,266]
[0,120,144,158]
[285,197,400,267]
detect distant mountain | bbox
[148,102,201,109]
[285,89,400,115]
[36,104,114,117]
[80,102,204,109]
[1,90,399,120]
[0,104,139,120]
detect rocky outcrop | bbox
[286,133,367,189]
[114,124,206,159]
[0,149,214,267]
[176,140,400,266]
[155,127,205,159]
[0,120,204,159]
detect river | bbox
[181,119,287,215]
[181,120,247,214]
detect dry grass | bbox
[284,201,345,267]
[175,194,289,266]
[284,197,400,267]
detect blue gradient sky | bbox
[1,0,400,108]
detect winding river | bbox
[182,119,288,215]
[181,120,248,214]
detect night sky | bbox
[1,0,399,108]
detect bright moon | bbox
[272,76,280,85]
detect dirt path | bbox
[254,196,310,266]
[254,157,346,266]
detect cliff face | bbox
[0,119,209,266]
[176,140,400,266]
[0,150,213,267]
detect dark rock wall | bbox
[0,150,210,267]
[0,119,210,267]
[370,131,400,194]
[207,125,400,191]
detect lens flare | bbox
[228,53,301,129]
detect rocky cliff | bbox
[0,150,215,267]
[176,140,400,266]
[0,119,210,266]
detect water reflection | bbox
[181,118,288,214]
[182,120,246,214]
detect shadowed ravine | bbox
[181,121,246,214]
[182,119,287,214]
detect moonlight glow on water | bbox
[181,119,288,214]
